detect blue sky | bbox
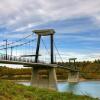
[0,0,100,63]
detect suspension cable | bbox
[0,33,34,48]
[41,38,50,55]
[54,40,64,63]
[0,38,36,50]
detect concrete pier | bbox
[67,71,79,83]
[31,67,57,90]
[48,67,57,89]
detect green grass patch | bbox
[0,80,99,100]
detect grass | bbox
[0,80,99,100]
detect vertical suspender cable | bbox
[54,40,64,63]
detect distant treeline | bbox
[0,67,32,80]
[0,66,67,80]
[0,59,100,80]
[57,59,100,79]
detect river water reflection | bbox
[18,81,100,99]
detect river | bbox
[17,81,100,99]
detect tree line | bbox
[0,59,100,80]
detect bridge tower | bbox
[31,29,57,90]
[67,58,79,82]
[33,29,55,64]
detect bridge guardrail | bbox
[0,54,35,63]
[0,54,47,64]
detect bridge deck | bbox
[0,60,79,71]
[0,60,57,67]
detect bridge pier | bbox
[67,71,79,83]
[31,67,57,90]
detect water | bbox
[57,81,100,99]
[17,81,100,99]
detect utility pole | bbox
[4,40,7,60]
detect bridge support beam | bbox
[35,35,41,63]
[67,71,79,83]
[31,67,57,90]
[50,34,54,64]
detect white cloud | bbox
[0,0,100,67]
[0,0,100,31]
[54,50,100,62]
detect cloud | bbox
[0,0,100,31]
[0,0,100,64]
[53,50,100,62]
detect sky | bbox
[0,0,100,65]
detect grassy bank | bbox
[0,80,99,100]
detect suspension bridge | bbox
[0,29,79,90]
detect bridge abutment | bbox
[67,71,79,83]
[31,67,57,90]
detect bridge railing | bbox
[57,63,79,71]
[0,54,35,63]
[0,54,47,64]
[0,54,79,71]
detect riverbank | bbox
[3,78,100,83]
[0,80,99,100]
[50,78,100,82]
